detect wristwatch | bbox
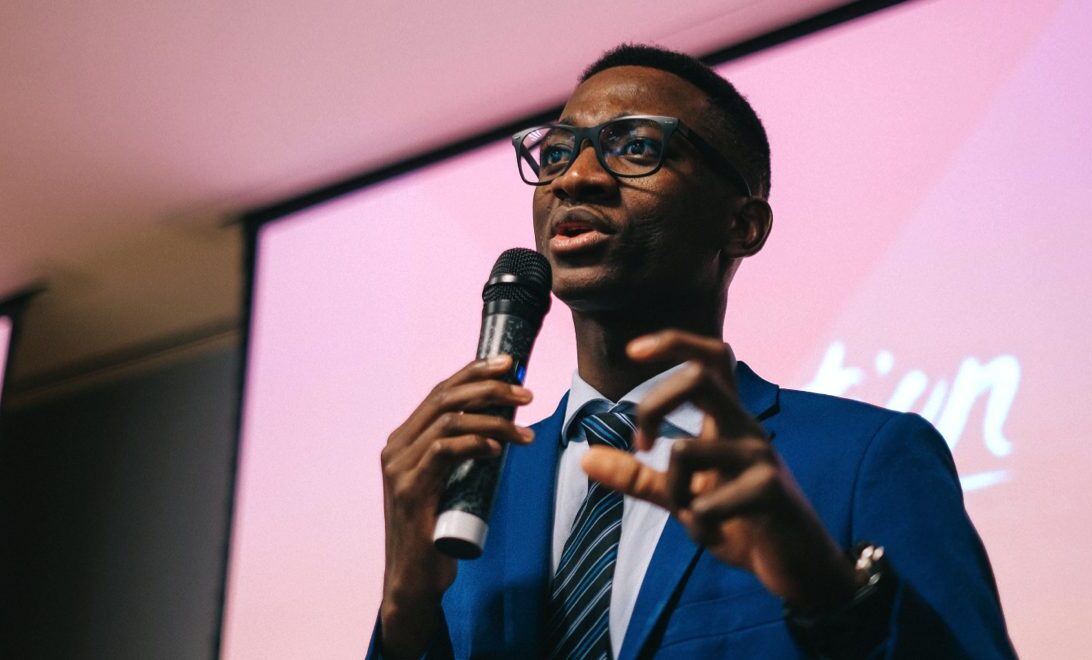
[853,543,887,593]
[784,542,897,659]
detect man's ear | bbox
[722,198,773,258]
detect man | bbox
[373,45,1014,658]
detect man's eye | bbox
[542,145,572,166]
[620,138,660,157]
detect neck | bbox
[570,295,725,401]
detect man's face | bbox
[532,65,740,312]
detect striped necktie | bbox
[548,410,637,660]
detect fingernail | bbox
[519,427,535,442]
[629,336,659,355]
[512,386,533,401]
[487,355,511,367]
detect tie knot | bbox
[579,410,637,451]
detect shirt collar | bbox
[560,363,705,444]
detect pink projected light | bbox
[224,1,1092,657]
[0,315,11,402]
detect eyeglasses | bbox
[512,114,751,197]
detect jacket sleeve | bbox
[833,412,1016,659]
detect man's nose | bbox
[552,142,617,201]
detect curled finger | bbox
[689,463,781,524]
[427,378,534,416]
[413,434,505,487]
[393,412,533,472]
[426,412,534,447]
[393,355,519,444]
[634,361,734,450]
[666,439,773,508]
[627,330,736,375]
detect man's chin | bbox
[551,274,637,313]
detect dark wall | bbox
[1,345,240,660]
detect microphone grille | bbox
[482,248,552,318]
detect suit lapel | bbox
[618,517,702,659]
[736,361,780,423]
[619,361,780,659]
[500,393,567,651]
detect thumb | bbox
[582,446,672,509]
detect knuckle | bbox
[716,343,733,369]
[696,363,718,385]
[682,360,705,382]
[633,467,657,498]
[428,438,451,459]
[754,442,775,462]
[485,418,509,437]
[379,445,395,466]
[755,465,779,495]
[670,440,691,460]
[660,329,682,344]
[439,412,459,433]
[427,386,448,408]
[737,439,762,458]
[391,479,415,501]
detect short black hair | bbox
[582,44,771,199]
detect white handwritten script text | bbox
[803,342,1020,492]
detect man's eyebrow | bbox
[555,111,642,126]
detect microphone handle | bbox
[433,310,540,559]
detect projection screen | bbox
[0,315,11,408]
[223,0,1092,657]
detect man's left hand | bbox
[581,330,862,611]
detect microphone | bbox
[433,248,552,559]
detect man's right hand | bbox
[379,354,535,658]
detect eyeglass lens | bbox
[518,118,667,183]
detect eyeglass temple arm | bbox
[676,125,753,197]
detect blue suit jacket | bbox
[374,363,1015,658]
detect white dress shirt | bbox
[552,365,704,658]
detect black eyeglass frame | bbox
[512,114,752,197]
